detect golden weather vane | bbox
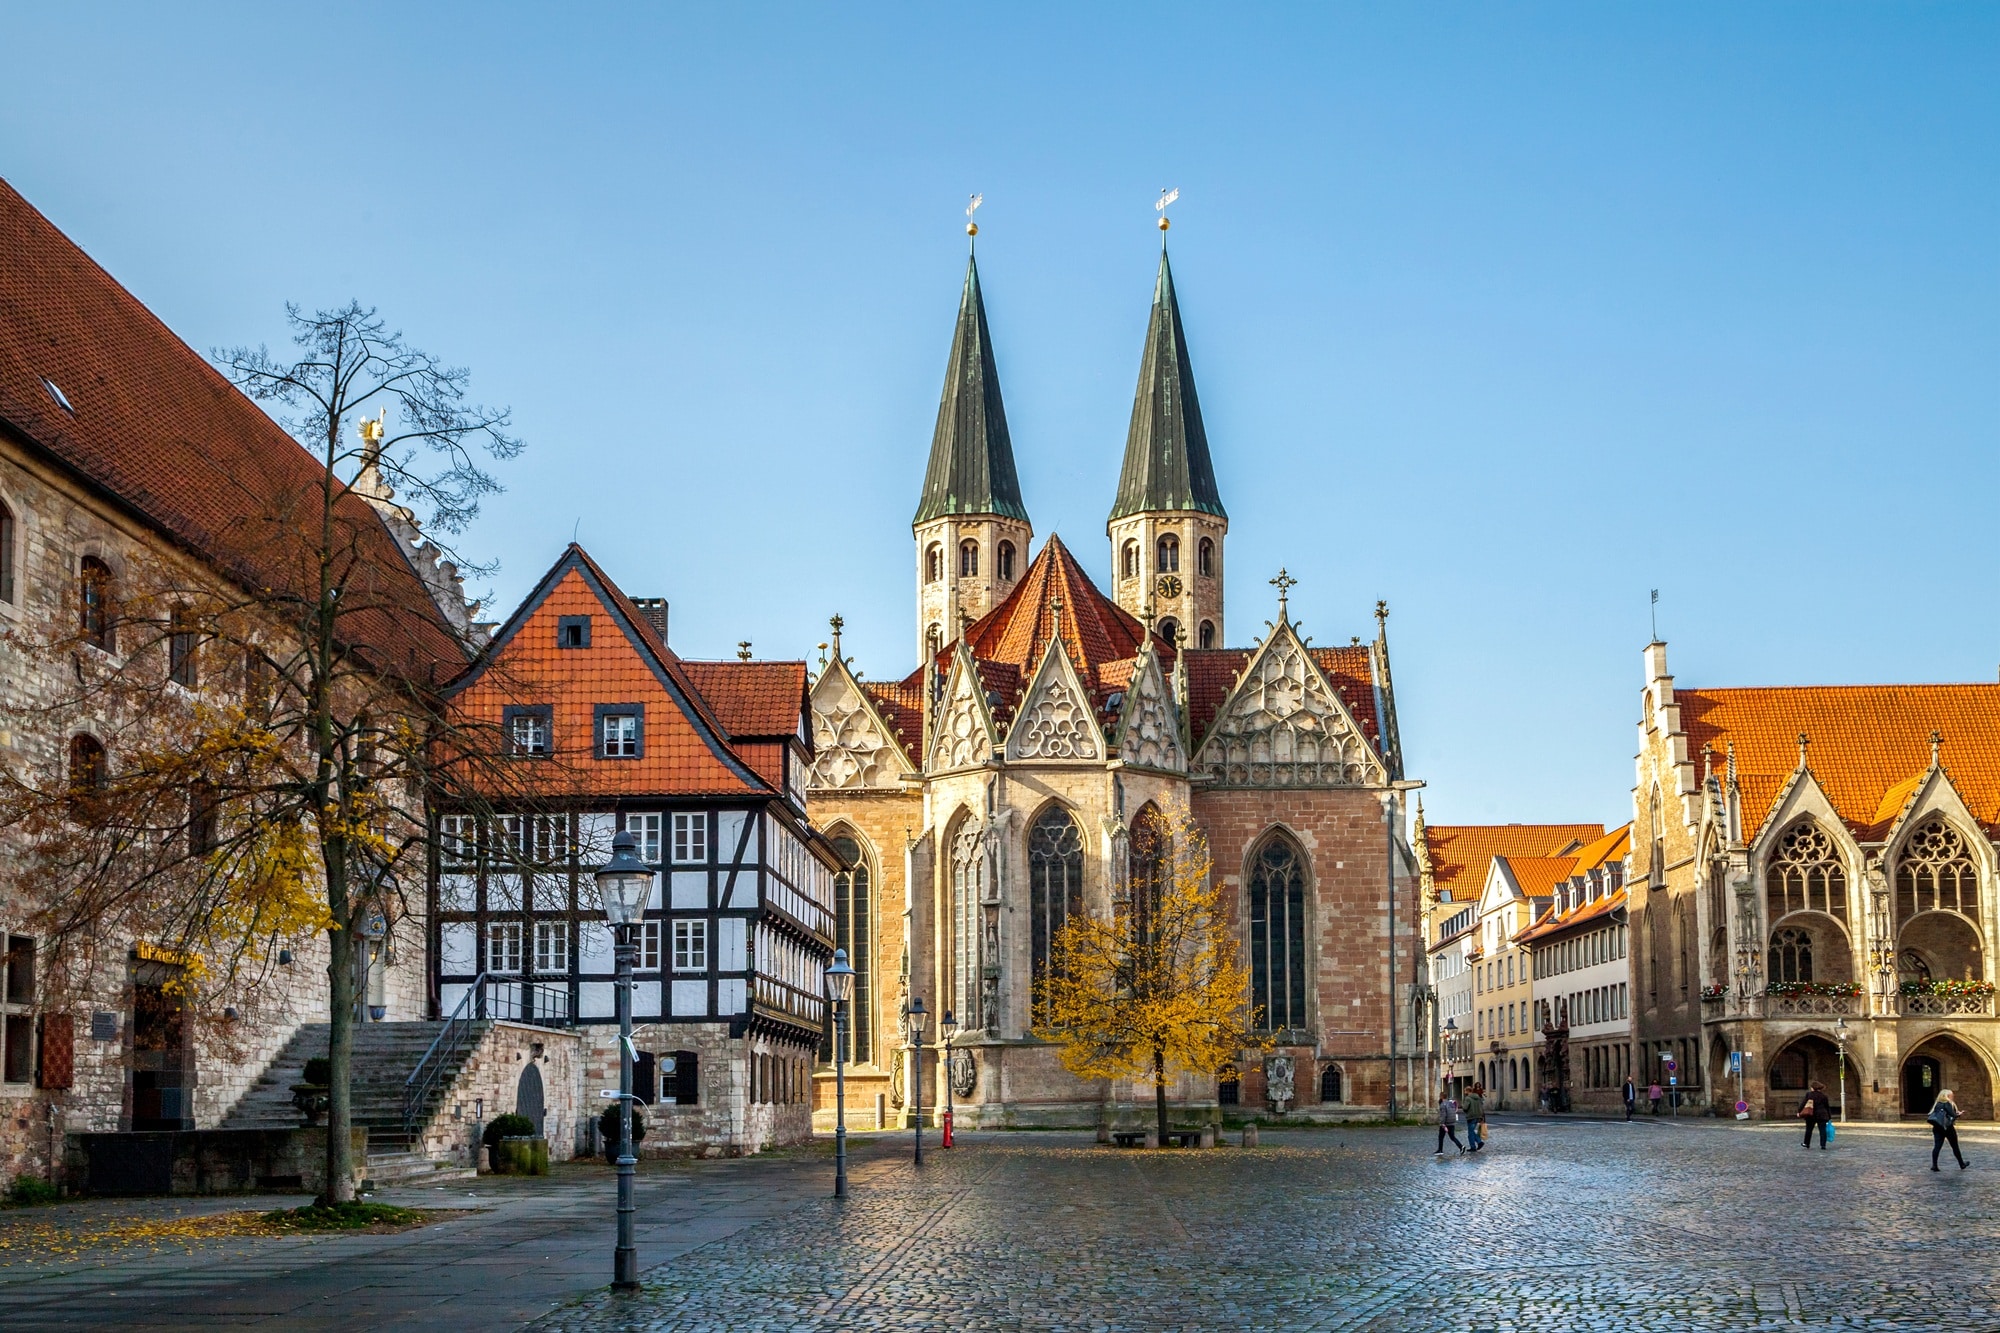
[966,193,983,239]
[1155,187,1179,232]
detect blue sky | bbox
[4,5,1996,827]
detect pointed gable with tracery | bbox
[1189,616,1385,788]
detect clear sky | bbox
[4,5,1996,828]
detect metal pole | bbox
[912,1031,924,1166]
[1838,1040,1847,1123]
[834,1002,848,1198]
[943,1036,954,1147]
[1386,789,1397,1119]
[614,924,638,1291]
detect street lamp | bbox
[940,1008,958,1148]
[1834,1016,1849,1124]
[908,997,929,1166]
[824,948,855,1199]
[1443,1017,1459,1093]
[595,828,652,1293]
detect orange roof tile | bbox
[866,676,925,764]
[681,660,807,740]
[1676,684,2000,838]
[1422,823,1605,904]
[1518,887,1628,945]
[1567,824,1632,874]
[0,176,465,678]
[1182,644,1382,753]
[1499,854,1581,903]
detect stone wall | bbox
[576,1021,813,1156]
[417,1021,581,1167]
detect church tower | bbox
[1107,241,1227,649]
[913,251,1031,661]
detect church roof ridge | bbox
[914,254,1029,526]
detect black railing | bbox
[402,975,574,1133]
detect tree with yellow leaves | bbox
[1034,800,1263,1146]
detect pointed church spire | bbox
[914,256,1028,526]
[1109,248,1226,523]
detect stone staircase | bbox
[221,1020,490,1184]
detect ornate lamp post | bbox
[595,829,652,1293]
[824,948,854,1199]
[1442,1017,1459,1094]
[1834,1016,1849,1124]
[908,997,929,1165]
[939,1008,958,1148]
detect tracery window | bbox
[1128,803,1170,940]
[1157,534,1179,573]
[959,540,979,578]
[1197,537,1214,578]
[997,541,1015,582]
[1895,818,1978,923]
[821,833,874,1066]
[1766,820,1847,922]
[1028,807,1084,1025]
[80,555,113,651]
[1198,620,1215,649]
[1121,540,1139,580]
[950,819,983,1029]
[1768,926,1813,984]
[1249,833,1308,1031]
[1319,1064,1342,1103]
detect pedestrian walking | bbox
[1622,1077,1637,1122]
[1798,1081,1833,1149]
[1928,1088,1969,1171]
[1648,1081,1663,1115]
[1463,1085,1487,1152]
[1435,1092,1466,1157]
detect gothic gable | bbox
[1191,619,1383,788]
[807,658,914,790]
[1005,640,1102,763]
[1116,644,1184,772]
[930,652,997,772]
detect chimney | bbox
[631,598,669,643]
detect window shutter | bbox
[38,1013,75,1089]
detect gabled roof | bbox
[1567,824,1633,875]
[1109,248,1226,523]
[446,544,773,798]
[913,255,1028,526]
[863,677,925,765]
[1496,855,1581,904]
[1421,823,1605,905]
[681,661,808,741]
[1182,642,1381,752]
[1517,887,1628,946]
[0,176,466,677]
[1676,684,2000,838]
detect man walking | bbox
[1622,1076,1637,1122]
[1463,1083,1487,1152]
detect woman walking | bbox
[1463,1084,1487,1152]
[1436,1092,1466,1157]
[1929,1089,1968,1171]
[1798,1081,1833,1149]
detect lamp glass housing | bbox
[825,948,855,1005]
[909,996,929,1038]
[595,829,652,926]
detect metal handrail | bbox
[403,972,487,1134]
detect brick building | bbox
[808,237,1422,1127]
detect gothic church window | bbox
[1157,534,1179,573]
[80,555,113,651]
[821,832,874,1067]
[950,820,983,1030]
[1199,620,1215,649]
[1028,807,1084,1025]
[959,540,979,578]
[1768,926,1813,984]
[1766,820,1847,923]
[1319,1064,1342,1103]
[1128,803,1170,939]
[1249,833,1308,1031]
[1895,818,1978,924]
[1121,541,1139,581]
[1198,537,1214,578]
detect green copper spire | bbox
[914,255,1028,526]
[1108,249,1226,523]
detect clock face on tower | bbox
[1156,573,1183,599]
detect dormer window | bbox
[557,615,591,649]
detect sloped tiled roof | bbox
[863,677,925,768]
[1567,824,1633,875]
[1518,887,1628,946]
[1499,854,1581,903]
[1181,642,1381,751]
[682,661,807,740]
[1676,685,2000,838]
[0,176,466,678]
[1422,823,1604,905]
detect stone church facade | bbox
[808,241,1423,1128]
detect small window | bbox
[958,540,979,578]
[187,783,218,856]
[486,921,523,974]
[67,734,106,820]
[533,921,570,974]
[557,615,591,649]
[666,1050,700,1105]
[925,544,943,583]
[1121,540,1139,580]
[640,921,662,971]
[80,556,113,651]
[505,706,552,757]
[439,815,479,862]
[674,919,709,972]
[168,607,199,688]
[1157,617,1180,647]
[623,813,662,865]
[0,498,15,604]
[596,705,643,759]
[1,1015,28,1085]
[1319,1064,1342,1103]
[1198,537,1214,578]
[1157,534,1179,573]
[997,541,1015,581]
[672,812,707,864]
[4,937,35,1006]
[1198,620,1215,649]
[1217,1065,1240,1106]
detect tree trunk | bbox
[1153,1045,1168,1147]
[322,845,356,1204]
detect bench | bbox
[1167,1130,1204,1148]
[1111,1129,1206,1148]
[1111,1131,1146,1148]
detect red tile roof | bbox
[1676,684,2000,838]
[1518,887,1628,945]
[1181,643,1382,752]
[1421,823,1605,905]
[1499,854,1581,903]
[681,661,808,740]
[865,676,925,765]
[0,176,464,677]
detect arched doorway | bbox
[516,1062,546,1135]
[1902,1034,1993,1119]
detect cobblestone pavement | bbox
[541,1118,2000,1332]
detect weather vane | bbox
[966,193,983,239]
[1156,187,1179,232]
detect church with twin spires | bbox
[806,232,1424,1126]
